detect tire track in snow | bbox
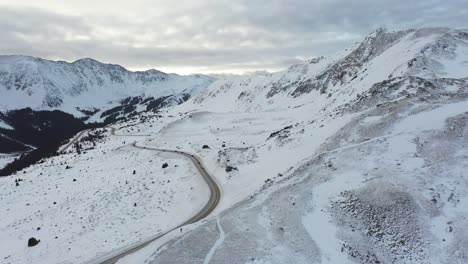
[203,217,226,264]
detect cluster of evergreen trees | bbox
[0,108,104,176]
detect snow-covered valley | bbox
[0,27,467,264]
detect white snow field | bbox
[0,120,13,130]
[115,28,468,264]
[0,153,19,169]
[0,27,467,264]
[0,128,209,264]
[118,82,468,264]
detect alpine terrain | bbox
[0,56,214,173]
[0,27,467,264]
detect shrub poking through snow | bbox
[28,237,40,247]
[162,163,169,169]
[226,166,238,172]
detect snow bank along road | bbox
[64,127,222,264]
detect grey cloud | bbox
[0,1,467,74]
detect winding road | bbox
[65,128,221,264]
[59,129,90,152]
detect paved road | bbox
[78,127,221,264]
[60,129,90,152]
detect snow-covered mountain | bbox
[1,27,467,264]
[0,55,214,117]
[0,56,214,153]
[189,27,467,112]
[122,27,468,264]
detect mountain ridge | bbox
[185,27,467,113]
[0,55,214,117]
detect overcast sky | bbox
[0,1,467,74]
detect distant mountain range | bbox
[0,56,214,157]
[0,56,214,120]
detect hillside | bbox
[119,27,468,264]
[188,27,467,112]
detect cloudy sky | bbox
[0,0,467,74]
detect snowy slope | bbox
[0,56,214,116]
[0,120,13,130]
[0,154,19,169]
[113,27,468,264]
[0,127,209,264]
[187,27,467,112]
[134,94,468,264]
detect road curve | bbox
[84,127,221,264]
[60,129,90,152]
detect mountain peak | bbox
[0,56,214,113]
[72,57,101,64]
[189,27,468,112]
